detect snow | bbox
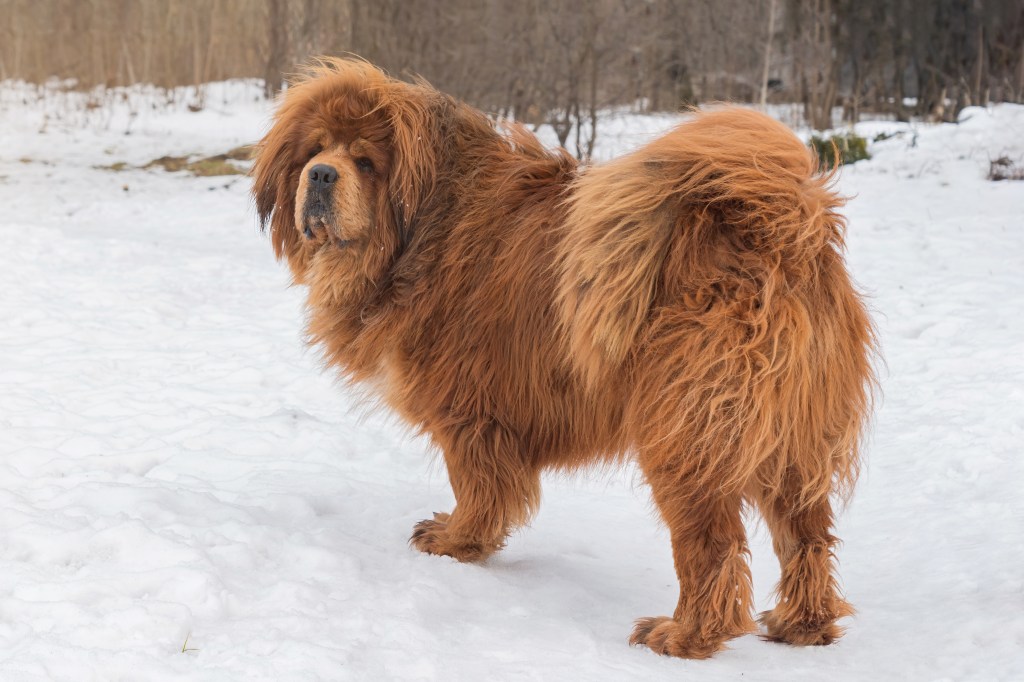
[1,80,1022,681]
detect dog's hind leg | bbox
[749,264,867,646]
[753,481,853,646]
[629,467,756,659]
[410,420,541,563]
[624,309,769,658]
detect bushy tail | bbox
[556,107,845,387]
[556,107,874,504]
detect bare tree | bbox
[1,0,1021,130]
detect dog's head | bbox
[252,59,458,290]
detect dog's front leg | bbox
[410,420,541,563]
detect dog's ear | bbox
[379,85,457,251]
[252,93,310,263]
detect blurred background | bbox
[2,0,1022,152]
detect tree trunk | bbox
[264,0,287,97]
[760,0,777,109]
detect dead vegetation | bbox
[2,0,1021,138]
[97,145,254,177]
[988,156,1024,181]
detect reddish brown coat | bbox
[253,59,876,659]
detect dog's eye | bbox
[355,157,375,174]
[309,144,323,159]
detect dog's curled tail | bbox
[556,107,847,388]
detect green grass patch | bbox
[809,132,871,166]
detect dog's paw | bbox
[629,617,724,659]
[758,608,846,646]
[409,512,494,563]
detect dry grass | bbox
[988,156,1024,181]
[96,146,252,177]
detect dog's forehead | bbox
[307,90,390,141]
[349,137,382,157]
[311,132,388,164]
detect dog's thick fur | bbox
[253,59,875,659]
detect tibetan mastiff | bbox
[252,58,875,659]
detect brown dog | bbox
[252,58,875,659]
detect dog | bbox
[252,58,875,659]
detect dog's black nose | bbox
[308,164,338,191]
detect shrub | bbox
[809,132,871,167]
[988,156,1024,181]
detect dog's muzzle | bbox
[302,163,338,240]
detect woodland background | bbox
[2,0,1023,150]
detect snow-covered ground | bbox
[1,80,1022,681]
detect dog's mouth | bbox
[302,214,328,240]
[301,204,354,250]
